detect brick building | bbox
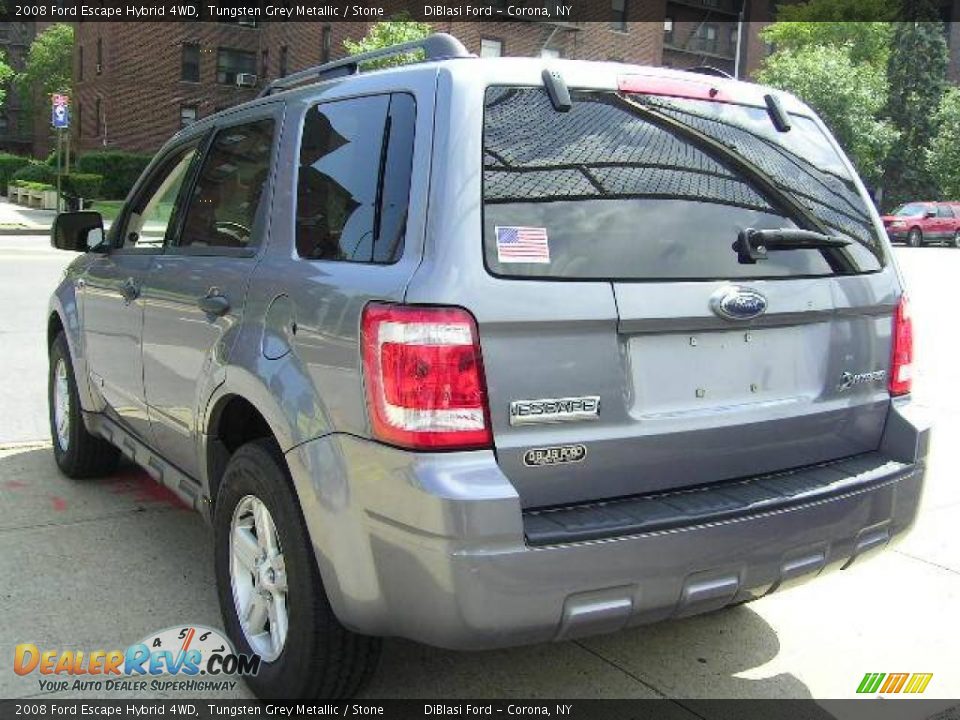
[73,17,769,155]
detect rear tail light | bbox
[889,295,913,396]
[361,303,492,450]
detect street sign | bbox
[51,94,70,129]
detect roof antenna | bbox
[542,68,572,112]
[764,93,792,133]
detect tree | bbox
[883,5,949,206]
[15,23,73,133]
[343,17,432,69]
[761,0,896,68]
[0,50,14,110]
[927,87,960,199]
[757,45,896,186]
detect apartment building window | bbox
[78,46,83,81]
[610,0,627,31]
[279,46,288,78]
[182,43,200,82]
[180,105,198,129]
[664,18,674,45]
[480,38,503,57]
[541,47,561,59]
[695,24,718,53]
[217,48,256,85]
[321,25,332,63]
[729,26,739,50]
[96,38,102,73]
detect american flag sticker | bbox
[495,226,551,264]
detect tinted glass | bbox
[483,88,883,280]
[121,146,197,249]
[179,118,275,250]
[937,205,953,218]
[296,93,416,263]
[894,203,927,216]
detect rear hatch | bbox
[479,79,895,509]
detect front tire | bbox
[908,227,923,247]
[952,230,960,248]
[214,439,381,699]
[48,332,119,478]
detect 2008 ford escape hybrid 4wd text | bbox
[45,35,930,699]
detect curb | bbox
[0,227,50,236]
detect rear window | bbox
[482,87,883,280]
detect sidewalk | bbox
[0,196,56,235]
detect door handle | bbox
[197,291,230,316]
[119,278,139,303]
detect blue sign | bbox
[51,103,69,129]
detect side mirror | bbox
[51,211,106,252]
[924,209,937,218]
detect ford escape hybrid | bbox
[46,35,929,699]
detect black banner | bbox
[0,0,941,23]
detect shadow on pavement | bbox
[0,445,812,703]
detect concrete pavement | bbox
[0,234,957,716]
[0,197,57,235]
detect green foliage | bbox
[757,45,896,185]
[15,24,73,132]
[883,15,949,206]
[343,17,432,69]
[762,0,897,68]
[61,173,103,199]
[927,87,960,200]
[75,151,152,199]
[10,179,55,192]
[11,161,56,186]
[0,49,14,109]
[0,153,32,193]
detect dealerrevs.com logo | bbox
[14,625,259,694]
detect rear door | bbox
[479,84,895,509]
[141,111,279,477]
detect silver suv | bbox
[47,35,929,699]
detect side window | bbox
[179,118,275,250]
[937,204,953,218]
[121,145,197,249]
[296,93,416,263]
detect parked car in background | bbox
[882,201,960,247]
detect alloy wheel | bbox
[230,494,289,662]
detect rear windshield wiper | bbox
[735,228,851,264]
[612,94,859,273]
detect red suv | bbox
[882,201,960,247]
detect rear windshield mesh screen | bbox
[482,87,883,280]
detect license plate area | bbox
[627,325,828,418]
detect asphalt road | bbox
[0,235,957,718]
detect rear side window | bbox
[482,88,883,280]
[937,205,954,218]
[296,93,416,263]
[179,118,275,249]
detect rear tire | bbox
[908,227,922,247]
[952,230,960,248]
[213,439,381,699]
[48,332,119,478]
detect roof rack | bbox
[687,65,734,79]
[257,33,472,98]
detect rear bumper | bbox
[285,401,929,650]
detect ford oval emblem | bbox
[710,286,768,321]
